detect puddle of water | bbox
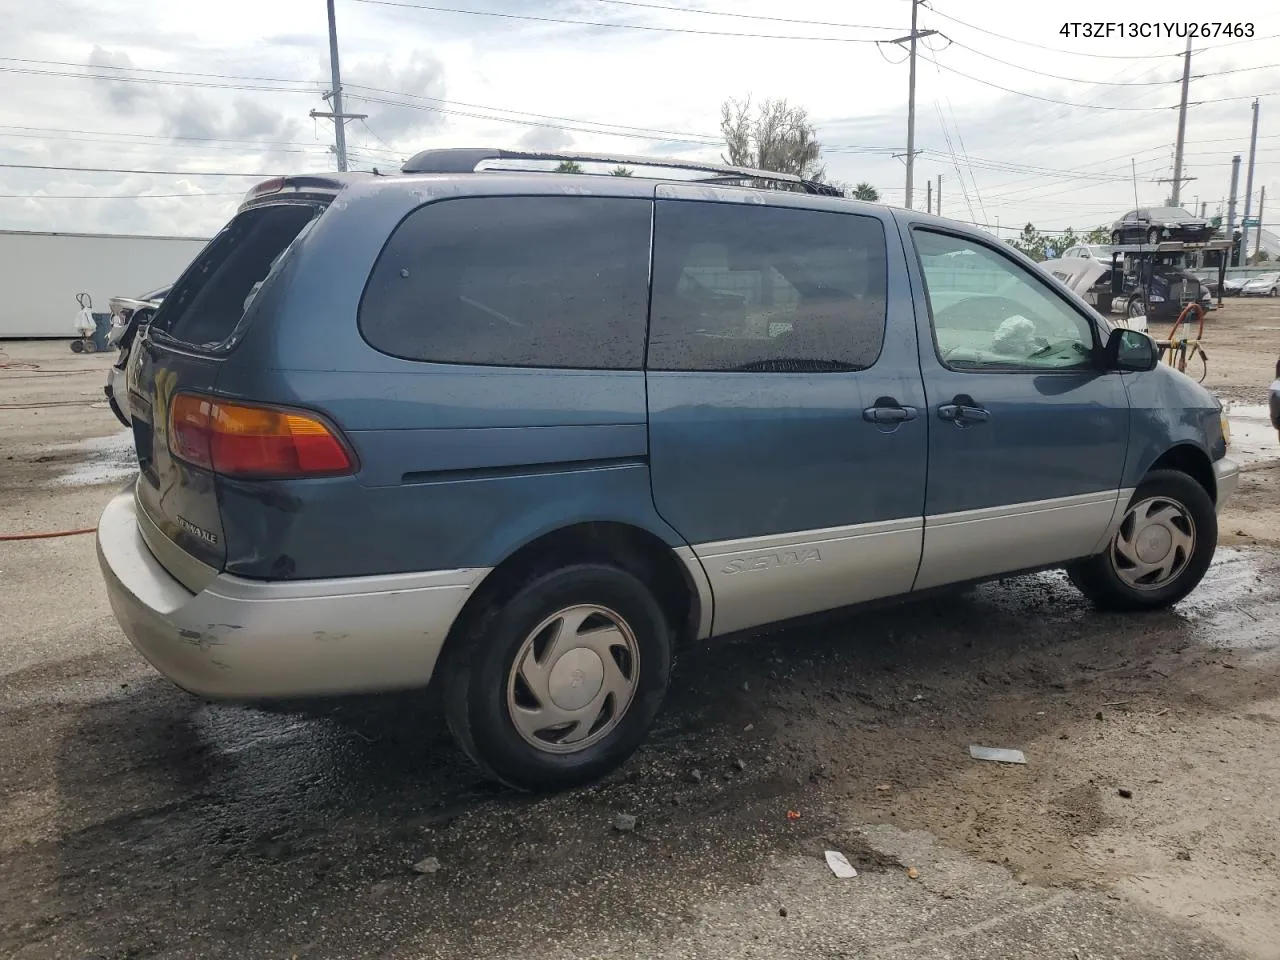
[51,429,139,487]
[1225,404,1279,468]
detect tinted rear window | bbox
[359,196,652,369]
[647,200,888,372]
[159,203,320,347]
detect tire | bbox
[1270,288,1278,297]
[1067,469,1217,611]
[1127,296,1145,320]
[69,339,84,353]
[1147,227,1160,245]
[442,563,672,791]
[1111,231,1122,245]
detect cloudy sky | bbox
[1,0,1277,239]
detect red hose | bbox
[0,527,97,542]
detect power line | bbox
[0,65,317,94]
[0,56,311,87]
[0,162,277,177]
[931,58,1280,111]
[0,128,336,157]
[924,6,1182,59]
[928,60,1176,110]
[0,192,242,200]
[351,0,889,41]
[945,38,1181,85]
[579,0,902,31]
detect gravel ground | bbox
[2,305,1279,959]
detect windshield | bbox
[1151,207,1195,219]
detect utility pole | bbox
[309,0,366,172]
[1241,99,1260,259]
[936,174,942,218]
[892,0,937,210]
[1226,155,1241,264]
[926,178,932,214]
[1170,36,1193,206]
[1256,185,1267,263]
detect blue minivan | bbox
[97,149,1238,790]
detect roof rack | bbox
[398,147,844,197]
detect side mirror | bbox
[1105,327,1159,372]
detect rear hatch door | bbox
[126,200,326,581]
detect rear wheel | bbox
[1147,227,1161,245]
[1067,469,1216,611]
[1111,230,1122,245]
[442,563,672,791]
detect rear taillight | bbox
[169,394,354,479]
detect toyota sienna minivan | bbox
[97,149,1238,790]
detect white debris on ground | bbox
[50,429,137,487]
[1226,404,1280,468]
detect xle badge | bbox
[177,515,218,545]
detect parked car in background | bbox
[1111,208,1215,246]
[1240,272,1280,297]
[95,149,1238,791]
[1222,276,1248,296]
[1059,244,1114,262]
[105,283,171,427]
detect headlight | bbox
[1148,294,1165,302]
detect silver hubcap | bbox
[1111,496,1196,590]
[506,604,640,754]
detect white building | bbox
[0,229,210,338]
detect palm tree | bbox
[852,182,880,202]
[554,160,585,174]
[610,166,634,176]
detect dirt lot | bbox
[2,301,1279,960]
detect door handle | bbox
[863,400,918,424]
[938,401,990,425]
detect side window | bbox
[913,229,1097,372]
[359,196,652,369]
[647,200,888,372]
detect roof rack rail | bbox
[399,147,844,197]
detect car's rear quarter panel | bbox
[212,176,686,580]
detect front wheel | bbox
[1127,296,1145,320]
[1111,230,1123,245]
[1147,227,1161,245]
[1067,469,1217,611]
[442,564,673,791]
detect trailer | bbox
[0,229,210,339]
[1107,238,1233,325]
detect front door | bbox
[902,224,1131,590]
[646,187,928,635]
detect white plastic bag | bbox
[74,306,96,336]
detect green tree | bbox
[1085,226,1112,244]
[610,166,634,176]
[554,160,584,174]
[852,182,880,202]
[1008,223,1048,261]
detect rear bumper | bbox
[96,487,488,699]
[1214,456,1240,513]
